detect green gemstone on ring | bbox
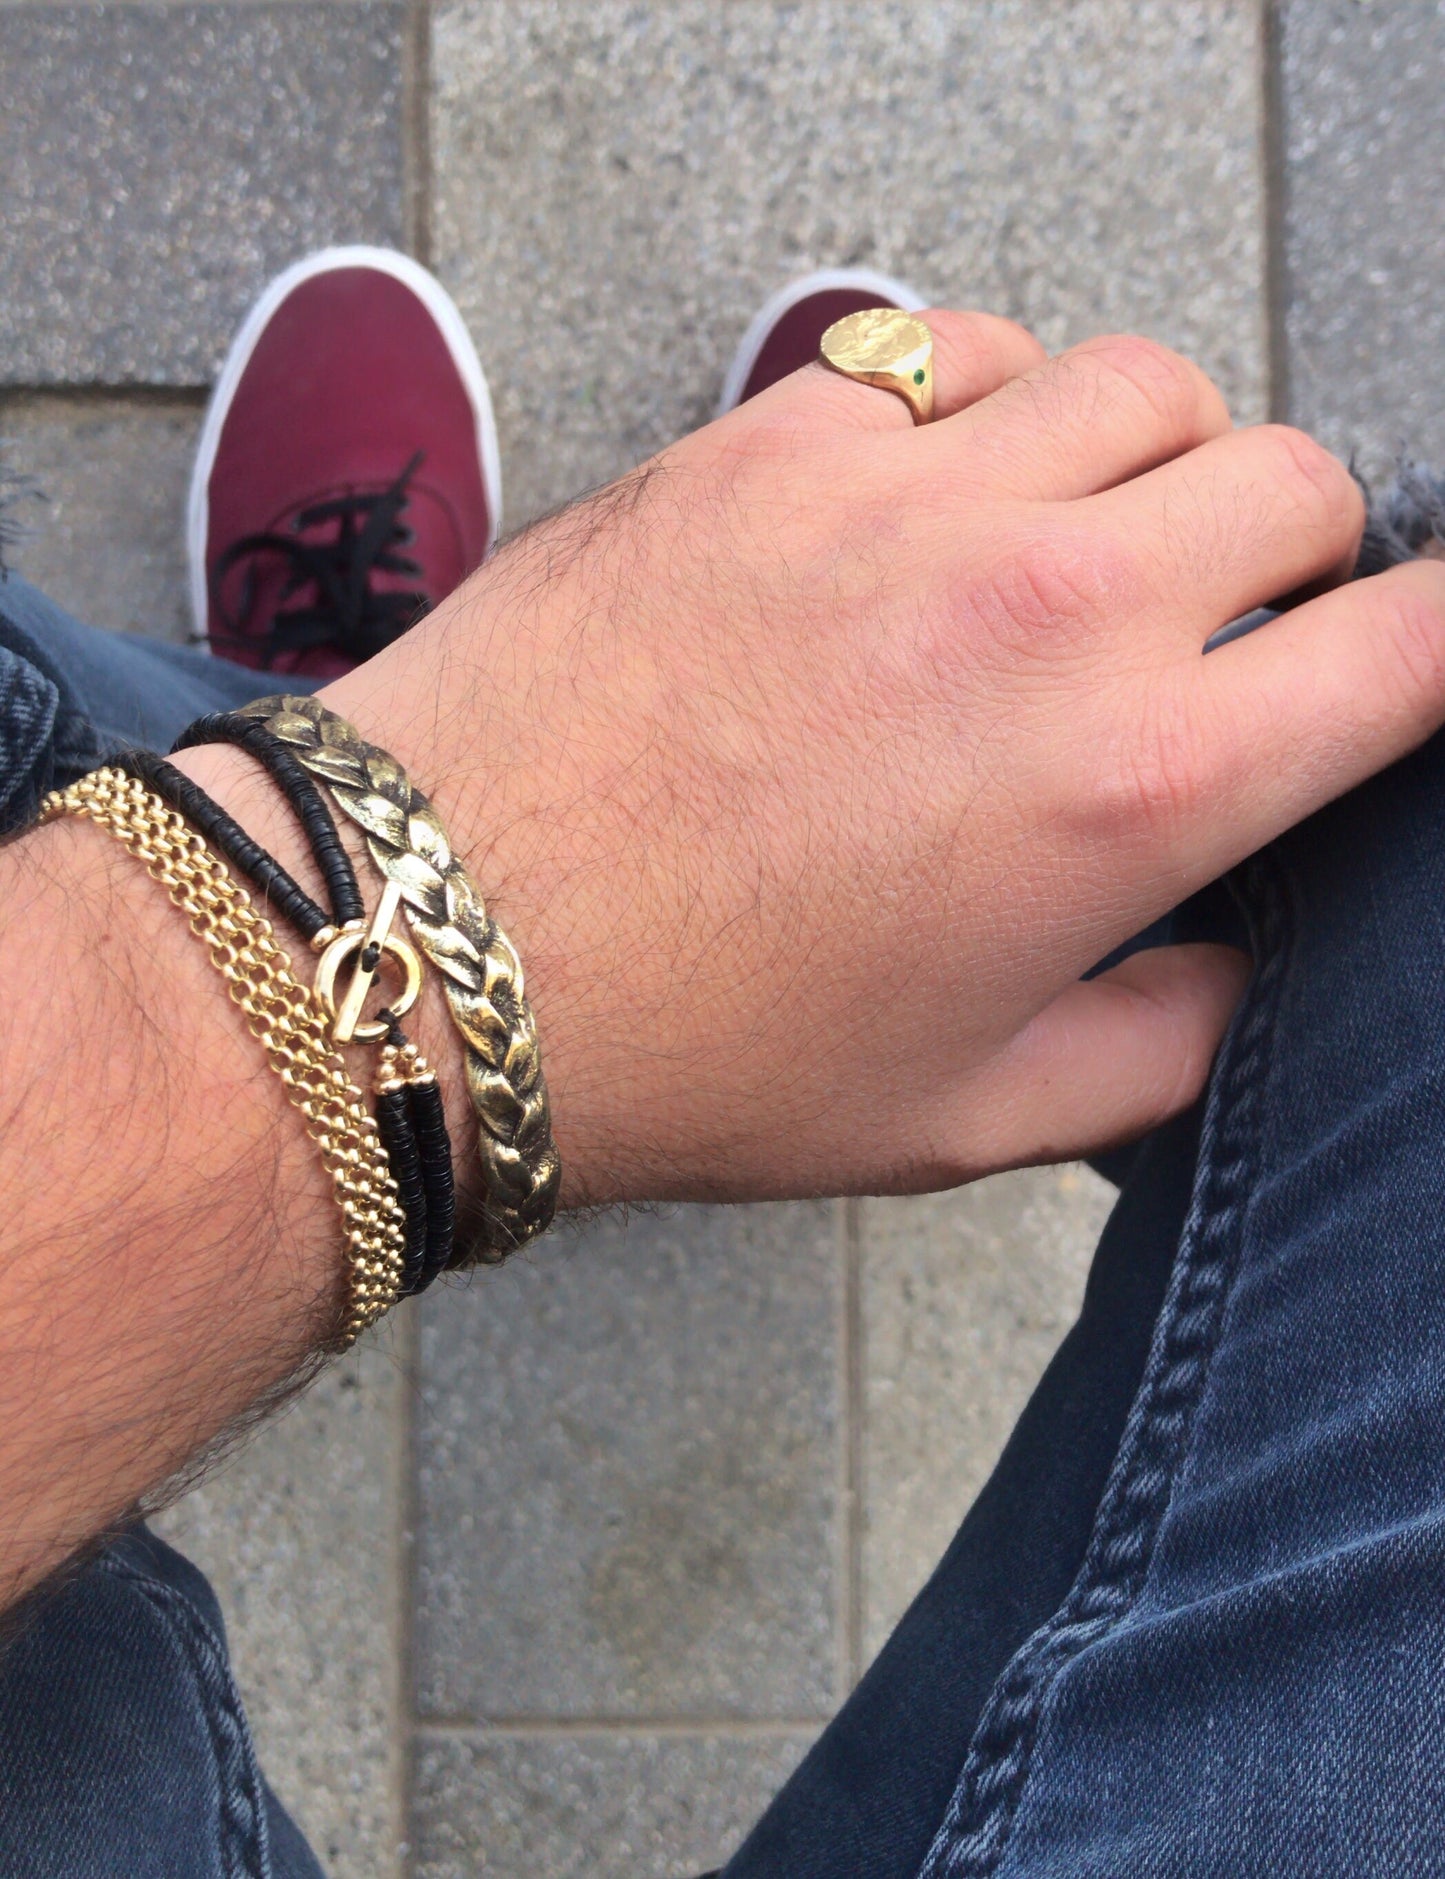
[913,368,926,385]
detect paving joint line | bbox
[0,385,208,406]
[402,0,433,266]
[1262,0,1292,424]
[393,1308,422,1879]
[414,1717,827,1740]
[841,1194,863,1694]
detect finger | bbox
[1086,425,1365,644]
[778,308,1047,433]
[960,944,1251,1169]
[1179,559,1445,878]
[936,332,1232,501]
[924,309,1049,421]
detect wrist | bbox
[167,735,484,1213]
[314,521,765,1213]
[169,680,571,1245]
[318,577,635,1212]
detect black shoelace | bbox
[209,451,431,667]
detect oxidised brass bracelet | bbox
[235,694,560,1263]
[39,767,409,1346]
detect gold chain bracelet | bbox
[40,767,408,1347]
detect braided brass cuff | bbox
[237,696,561,1262]
[40,767,409,1346]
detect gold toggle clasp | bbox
[313,878,424,1044]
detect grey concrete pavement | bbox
[1280,0,1445,477]
[414,1205,841,1726]
[859,1168,1115,1664]
[0,394,201,639]
[411,1732,812,1879]
[0,4,407,385]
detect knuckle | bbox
[922,309,1048,408]
[1126,711,1203,842]
[714,397,811,469]
[1088,690,1203,848]
[1368,564,1445,704]
[974,312,1049,373]
[751,371,860,448]
[727,359,910,453]
[1253,425,1362,537]
[1072,333,1206,429]
[958,526,1140,654]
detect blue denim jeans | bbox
[4,570,1445,1875]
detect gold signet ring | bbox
[819,307,934,424]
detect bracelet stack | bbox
[223,695,561,1260]
[39,699,558,1345]
[118,733,457,1302]
[39,766,409,1346]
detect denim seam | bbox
[914,850,1291,1879]
[98,1552,273,1879]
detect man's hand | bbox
[326,317,1445,1202]
[9,313,1445,1608]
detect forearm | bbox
[0,495,780,1609]
[0,544,600,1610]
[0,538,595,1610]
[0,819,342,1607]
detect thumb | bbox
[964,943,1252,1170]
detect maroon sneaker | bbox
[188,246,500,676]
[717,265,925,413]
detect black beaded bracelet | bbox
[171,712,366,930]
[374,1016,455,1295]
[119,746,336,944]
[113,732,455,1296]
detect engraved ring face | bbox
[819,307,934,423]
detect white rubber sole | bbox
[186,245,503,647]
[715,265,927,418]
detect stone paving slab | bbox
[0,394,200,638]
[433,0,1267,535]
[858,1168,1115,1663]
[1281,0,1445,476]
[0,3,405,386]
[414,1203,842,1724]
[412,1730,810,1879]
[154,1329,410,1879]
